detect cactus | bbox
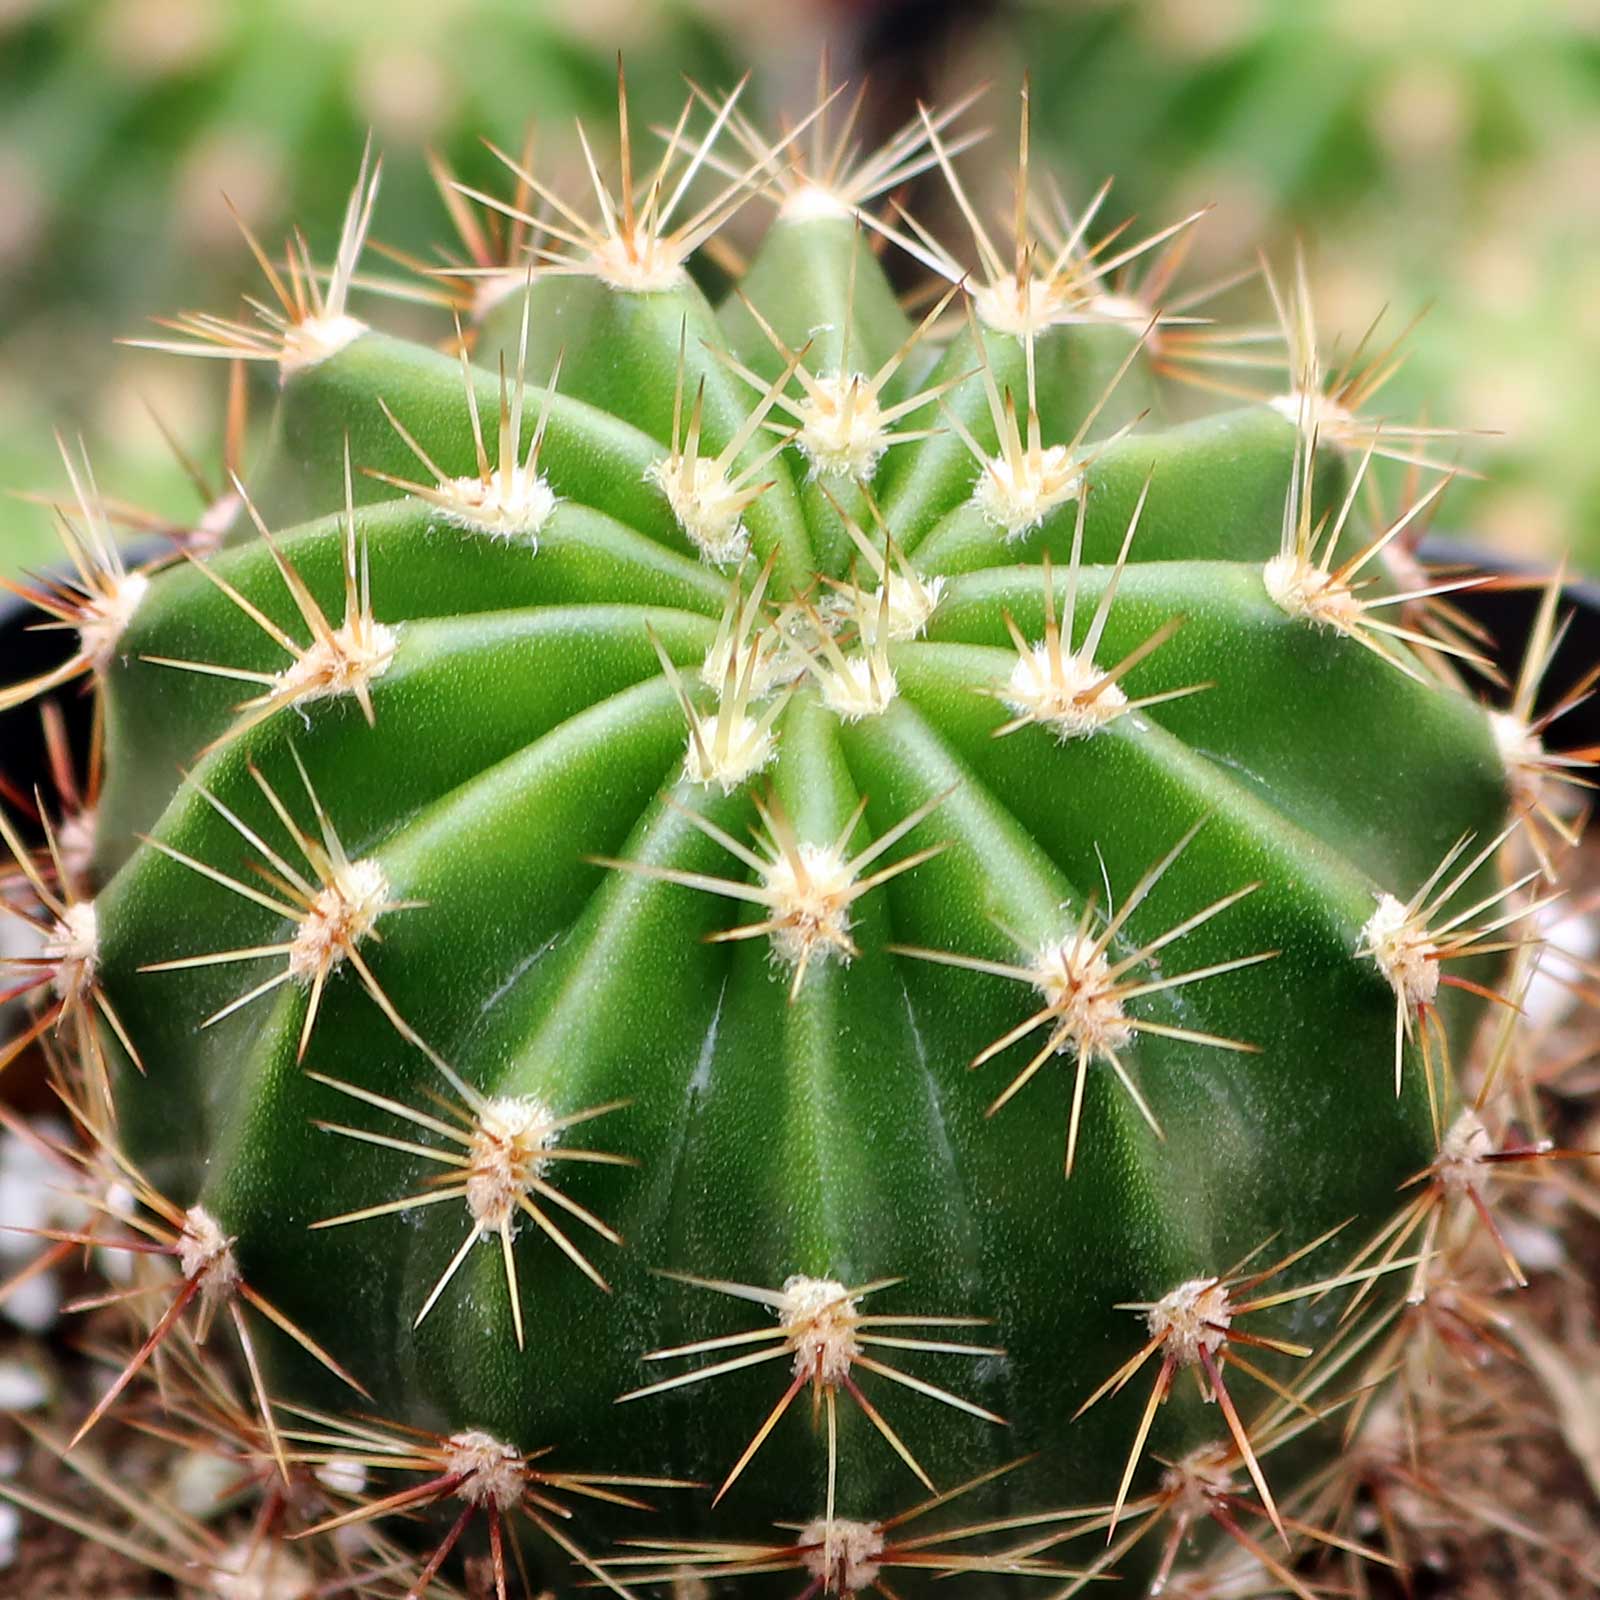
[1,72,1581,1600]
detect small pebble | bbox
[315,1455,366,1497]
[0,1358,49,1411]
[1525,903,1599,1028]
[1,1271,59,1335]
[169,1449,238,1518]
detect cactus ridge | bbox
[0,66,1586,1600]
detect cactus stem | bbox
[619,1271,1003,1505]
[893,820,1274,1177]
[146,450,396,752]
[368,298,562,543]
[307,1071,632,1343]
[128,141,379,377]
[990,486,1208,741]
[11,75,1533,1598]
[595,782,949,1001]
[288,1405,691,1600]
[649,322,808,565]
[728,276,968,483]
[137,752,425,1061]
[1358,821,1546,1119]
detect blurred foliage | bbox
[1005,0,1600,565]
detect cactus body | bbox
[8,84,1522,1597]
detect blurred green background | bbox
[3,0,1597,574]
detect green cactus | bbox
[2,77,1561,1600]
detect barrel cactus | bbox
[0,74,1568,1599]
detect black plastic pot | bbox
[1420,539,1600,750]
[1,582,97,817]
[0,536,167,830]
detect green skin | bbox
[92,215,1506,1592]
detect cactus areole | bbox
[14,80,1526,1597]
